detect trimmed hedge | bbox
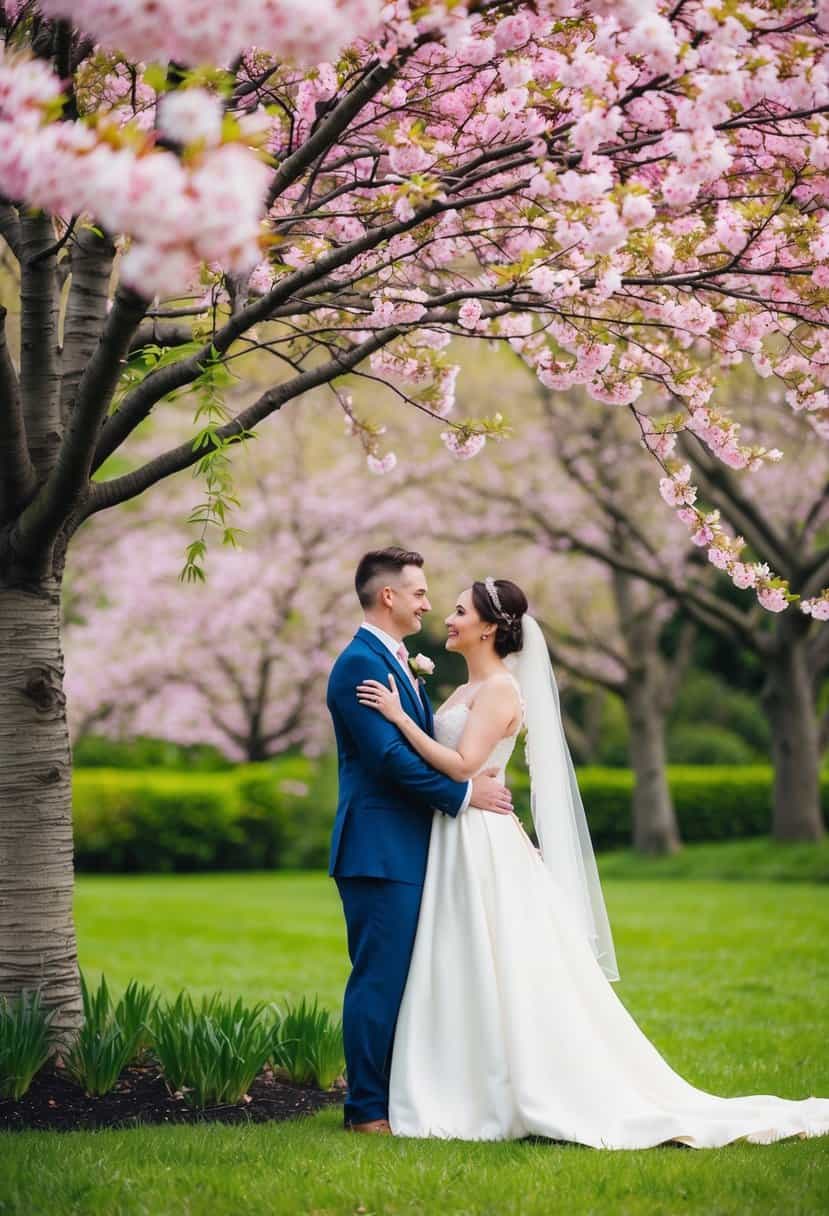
[73,761,824,872]
[509,764,828,852]
[72,757,325,872]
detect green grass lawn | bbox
[1,868,828,1215]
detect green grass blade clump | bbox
[0,990,56,1100]
[64,973,156,1097]
[271,996,344,1090]
[151,992,273,1108]
[117,979,158,1063]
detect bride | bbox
[355,576,829,1148]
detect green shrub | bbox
[75,754,821,872]
[72,734,232,771]
[271,997,344,1090]
[670,672,770,754]
[72,769,243,872]
[575,766,777,850]
[65,974,156,1096]
[231,756,321,869]
[668,724,757,766]
[595,694,631,767]
[73,758,331,873]
[151,993,274,1108]
[507,763,788,851]
[0,990,55,1100]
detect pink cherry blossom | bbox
[757,586,788,613]
[731,563,756,591]
[0,0,826,619]
[802,597,829,621]
[367,452,398,474]
[38,0,385,68]
[158,89,224,147]
[458,299,483,330]
[441,431,487,460]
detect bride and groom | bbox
[326,546,829,1147]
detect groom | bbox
[327,546,513,1133]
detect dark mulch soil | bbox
[0,1063,344,1133]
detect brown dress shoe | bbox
[345,1118,392,1135]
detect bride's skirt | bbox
[388,809,829,1148]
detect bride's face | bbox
[444,588,485,654]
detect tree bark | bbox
[761,628,826,842]
[611,566,682,856]
[0,572,81,1039]
[626,669,682,855]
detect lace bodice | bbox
[434,675,523,780]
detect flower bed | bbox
[0,977,344,1132]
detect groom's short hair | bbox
[355,547,424,608]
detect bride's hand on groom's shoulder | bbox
[356,674,406,725]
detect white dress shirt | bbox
[359,622,472,813]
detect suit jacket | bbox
[326,628,468,884]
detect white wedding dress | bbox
[388,687,829,1148]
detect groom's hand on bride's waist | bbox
[470,769,513,815]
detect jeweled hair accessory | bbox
[484,576,517,623]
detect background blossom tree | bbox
[63,412,425,761]
[438,388,701,854]
[468,378,829,842]
[2,0,829,1027]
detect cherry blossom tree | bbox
[673,392,829,842]
[1,0,829,1026]
[470,379,829,843]
[437,389,702,854]
[64,418,416,762]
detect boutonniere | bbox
[409,653,435,678]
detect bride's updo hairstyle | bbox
[471,578,528,657]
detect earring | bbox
[481,632,490,641]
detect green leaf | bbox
[142,63,170,92]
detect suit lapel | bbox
[421,681,435,736]
[356,630,427,727]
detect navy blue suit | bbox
[327,628,468,1124]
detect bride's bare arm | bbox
[356,673,520,781]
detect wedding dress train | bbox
[388,697,829,1148]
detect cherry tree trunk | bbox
[611,567,682,856]
[0,574,81,1039]
[762,635,825,842]
[626,675,681,856]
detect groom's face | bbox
[388,564,431,637]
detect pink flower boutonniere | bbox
[409,653,435,678]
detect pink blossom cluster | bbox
[441,431,487,460]
[0,53,270,296]
[38,0,384,68]
[801,596,829,621]
[670,492,792,613]
[63,417,421,758]
[2,1,829,614]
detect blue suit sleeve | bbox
[329,652,468,817]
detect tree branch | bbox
[679,430,793,574]
[128,321,200,354]
[82,323,403,517]
[92,170,527,472]
[19,210,61,475]
[539,627,627,696]
[0,304,37,521]
[265,56,403,209]
[0,202,21,260]
[60,225,117,425]
[12,285,147,561]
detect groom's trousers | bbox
[335,876,424,1125]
